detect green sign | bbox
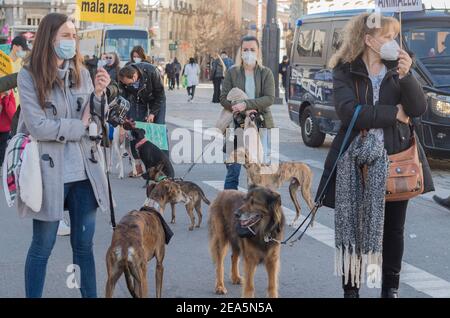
[0,44,10,55]
[169,43,177,51]
[135,121,169,151]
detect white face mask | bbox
[133,57,142,64]
[370,37,401,61]
[242,51,257,66]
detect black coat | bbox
[120,63,166,122]
[316,57,434,209]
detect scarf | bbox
[335,130,390,288]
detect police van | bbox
[287,9,450,159]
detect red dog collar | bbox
[135,138,148,149]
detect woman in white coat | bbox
[182,57,200,102]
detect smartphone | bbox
[97,59,108,69]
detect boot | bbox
[381,272,400,298]
[433,195,450,211]
[343,277,360,298]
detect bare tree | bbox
[191,1,243,79]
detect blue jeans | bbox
[224,163,242,190]
[25,180,98,298]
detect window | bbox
[331,29,343,54]
[312,30,326,57]
[297,29,313,57]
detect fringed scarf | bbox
[335,130,390,288]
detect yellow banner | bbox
[0,50,13,76]
[76,0,136,25]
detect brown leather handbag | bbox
[355,80,424,202]
[385,132,424,202]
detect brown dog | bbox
[208,186,285,298]
[146,166,210,231]
[229,148,315,225]
[105,207,171,298]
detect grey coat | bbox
[16,62,110,221]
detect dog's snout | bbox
[234,209,242,219]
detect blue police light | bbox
[296,19,303,27]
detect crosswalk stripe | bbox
[203,180,450,298]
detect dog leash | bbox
[93,92,117,230]
[272,105,363,247]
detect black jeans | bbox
[187,86,196,99]
[0,132,9,165]
[343,200,408,290]
[212,78,223,103]
[175,74,180,88]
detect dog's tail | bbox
[122,246,139,298]
[199,187,211,205]
[123,262,138,298]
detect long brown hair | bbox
[23,13,83,108]
[329,13,400,69]
[130,46,147,61]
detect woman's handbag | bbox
[355,80,424,201]
[385,131,424,201]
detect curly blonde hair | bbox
[329,13,400,69]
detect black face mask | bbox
[126,81,140,92]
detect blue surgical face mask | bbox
[16,50,26,58]
[54,39,76,60]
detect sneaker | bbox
[57,220,71,236]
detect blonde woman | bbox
[219,35,275,190]
[316,13,434,298]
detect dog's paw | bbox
[195,224,201,228]
[171,219,176,224]
[215,286,228,295]
[188,226,194,231]
[231,276,242,285]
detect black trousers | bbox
[187,86,196,98]
[0,132,9,165]
[343,200,408,290]
[212,77,223,103]
[175,74,180,88]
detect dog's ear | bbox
[156,163,165,173]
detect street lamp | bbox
[262,0,282,104]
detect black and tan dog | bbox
[145,164,211,231]
[208,186,285,298]
[105,206,173,298]
[123,120,175,179]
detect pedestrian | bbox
[433,195,450,210]
[279,55,290,103]
[316,13,434,298]
[210,53,226,103]
[16,12,112,298]
[101,52,121,83]
[128,45,150,65]
[165,61,175,90]
[219,35,276,190]
[118,61,167,171]
[182,58,200,102]
[221,51,234,70]
[8,36,31,136]
[0,90,16,169]
[173,57,182,89]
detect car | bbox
[287,9,450,159]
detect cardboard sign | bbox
[76,0,136,25]
[135,121,169,151]
[0,50,13,76]
[375,0,423,12]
